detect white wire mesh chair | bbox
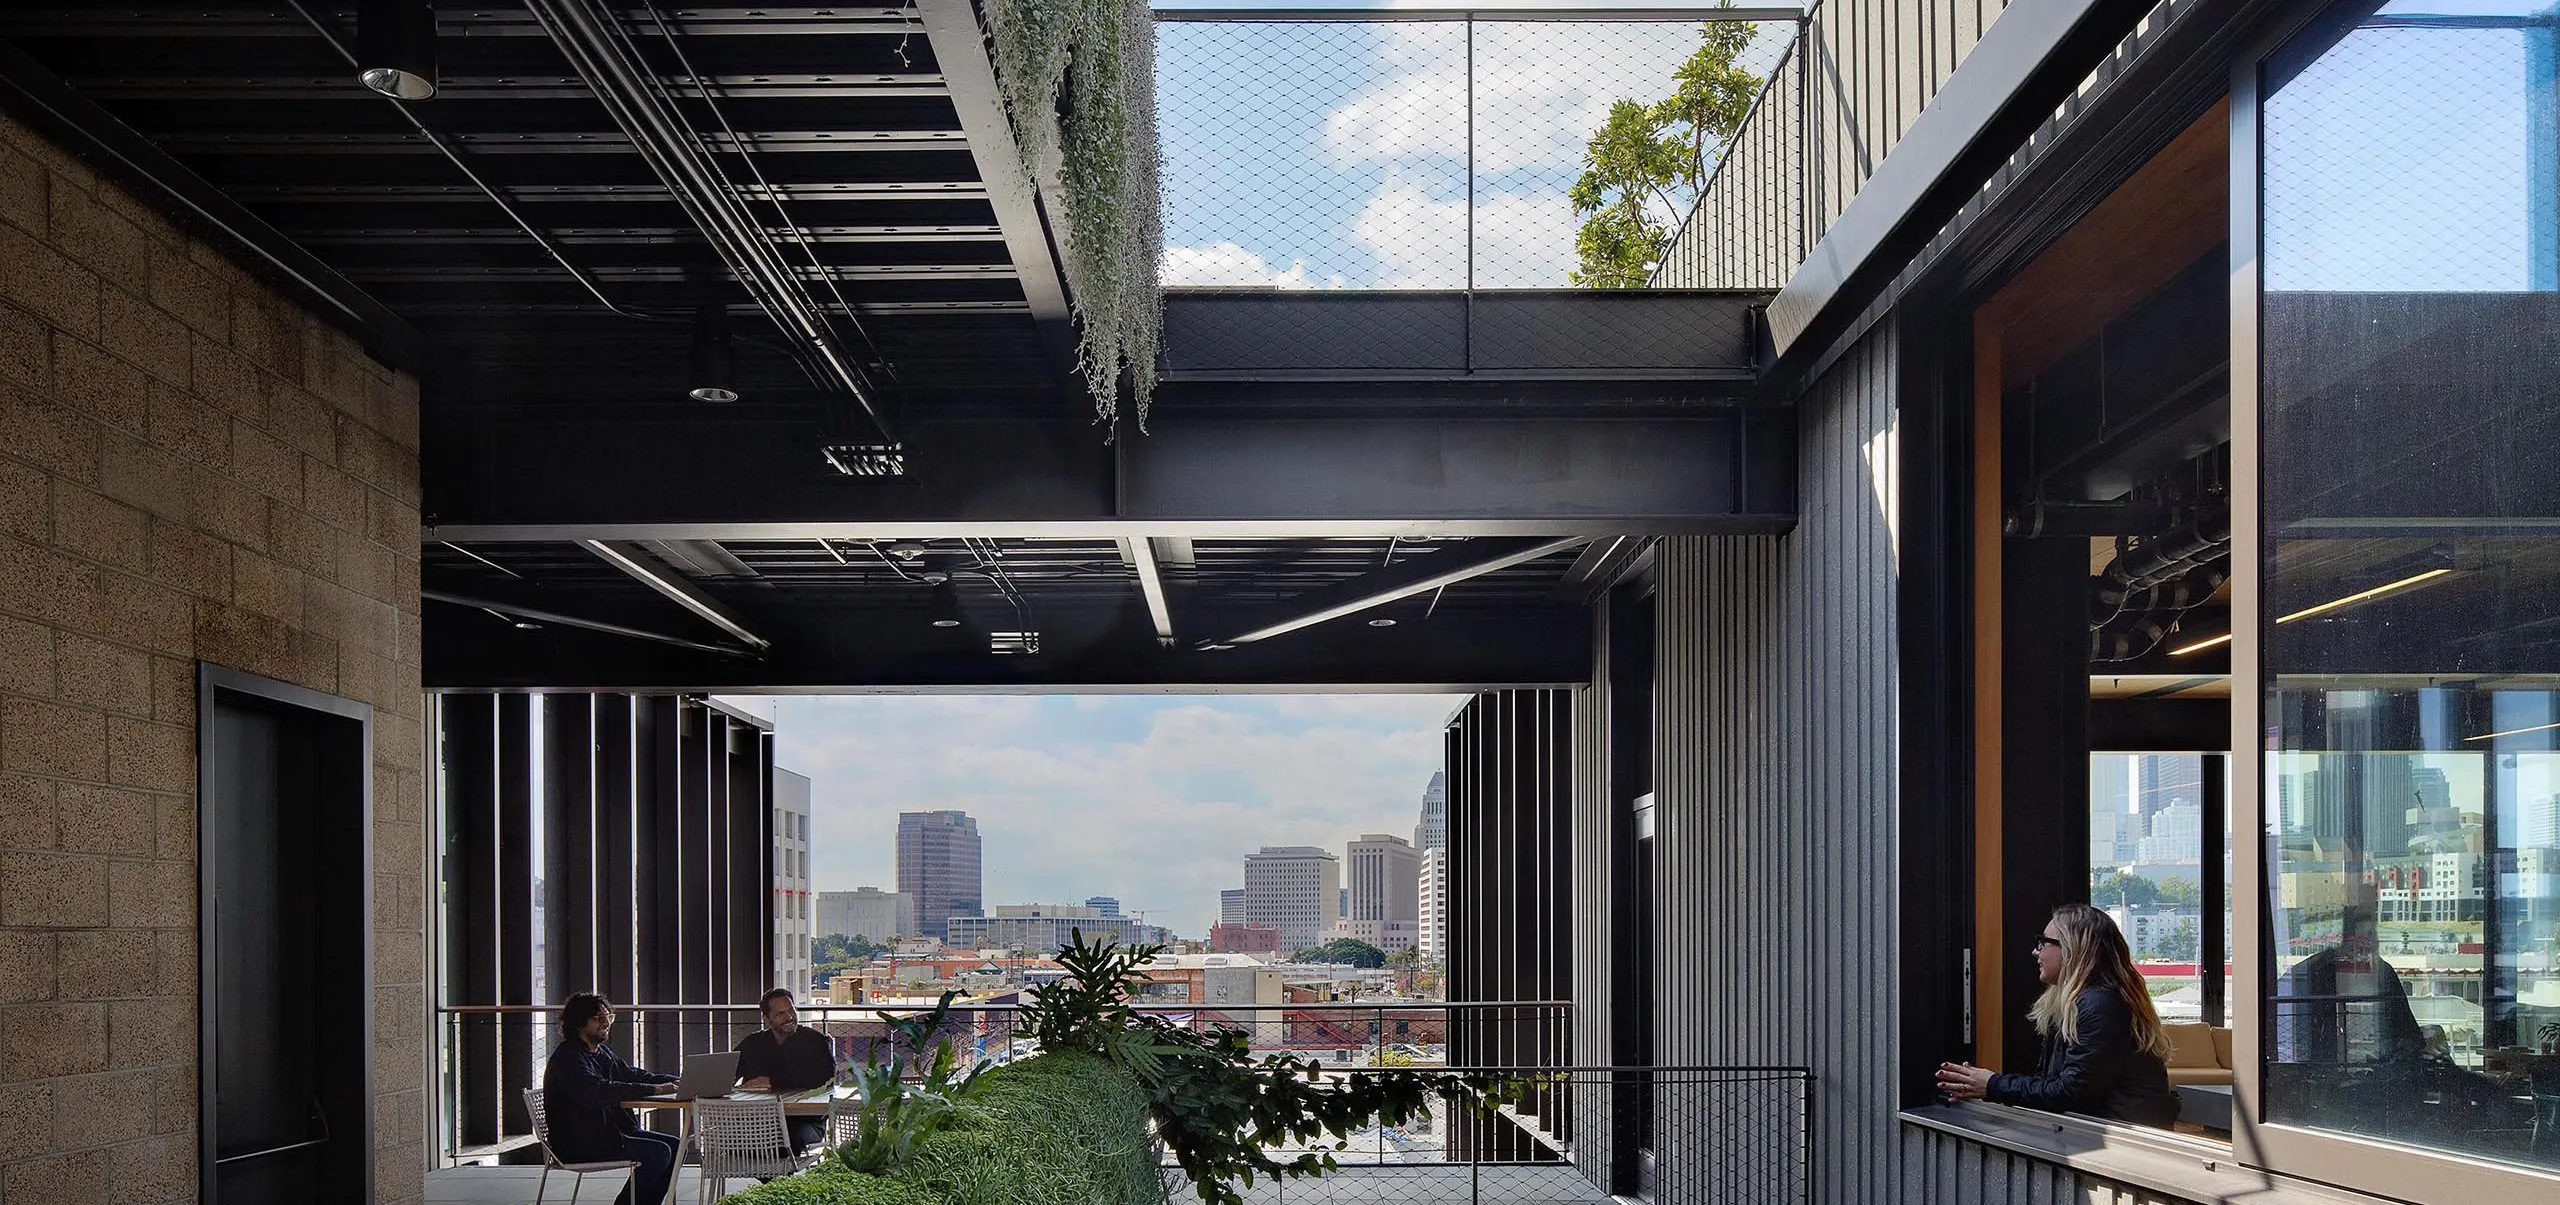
[522,1088,641,1205]
[822,1095,863,1150]
[692,1097,818,1204]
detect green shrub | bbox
[904,1052,1158,1205]
[714,1164,938,1205]
[718,1052,1157,1205]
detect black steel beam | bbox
[0,37,427,369]
[63,75,949,101]
[1163,289,1764,381]
[426,600,1591,691]
[422,409,1795,537]
[1,6,929,37]
[916,0,1076,379]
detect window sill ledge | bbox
[1899,1104,2393,1204]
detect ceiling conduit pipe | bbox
[281,0,675,326]
[520,0,898,444]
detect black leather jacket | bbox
[1987,981,2178,1127]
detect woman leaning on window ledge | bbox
[1937,903,2181,1128]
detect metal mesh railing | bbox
[1653,29,1802,289]
[1156,11,1799,291]
[436,1000,1573,1162]
[1182,1064,1810,1203]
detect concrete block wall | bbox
[0,109,427,1204]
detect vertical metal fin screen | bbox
[1445,687,1574,1163]
[436,693,773,1157]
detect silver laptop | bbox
[636,1051,739,1102]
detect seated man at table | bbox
[542,993,681,1205]
[735,987,836,1153]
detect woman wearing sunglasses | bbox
[1935,902,2178,1127]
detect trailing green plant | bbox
[983,0,1161,434]
[1029,929,1525,1205]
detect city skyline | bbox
[752,694,1463,936]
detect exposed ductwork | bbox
[2086,448,2232,663]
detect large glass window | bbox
[2092,754,2235,1024]
[2258,0,2560,1172]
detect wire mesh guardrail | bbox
[1201,1065,1810,1205]
[1155,10,1800,292]
[435,1003,1807,1203]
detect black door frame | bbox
[196,663,376,1205]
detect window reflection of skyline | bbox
[2258,0,2560,1168]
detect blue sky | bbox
[1154,11,1794,287]
[733,695,1464,937]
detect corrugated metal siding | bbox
[1649,323,1900,1205]
[1660,0,2014,288]
[1899,1126,2205,1204]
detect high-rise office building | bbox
[817,886,916,942]
[1085,896,1121,917]
[2525,794,2560,850]
[2135,755,2204,832]
[1418,847,1448,959]
[1333,834,1422,953]
[773,768,813,990]
[1243,846,1341,951]
[1220,889,1245,927]
[2138,798,2205,864]
[1346,833,1420,925]
[1414,769,1447,853]
[897,810,982,944]
[2090,757,2135,866]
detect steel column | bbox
[496,695,537,1136]
[543,694,599,1001]
[441,695,499,1148]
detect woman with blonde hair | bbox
[1935,902,2179,1127]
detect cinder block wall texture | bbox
[0,108,428,1205]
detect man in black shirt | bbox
[541,993,681,1205]
[734,988,836,1153]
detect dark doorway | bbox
[199,667,375,1205]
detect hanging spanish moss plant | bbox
[985,0,1162,434]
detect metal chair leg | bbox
[533,1164,550,1205]
[564,1168,580,1205]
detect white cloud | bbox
[1322,23,1705,175]
[769,696,1452,937]
[1349,179,1580,288]
[1159,242,1342,288]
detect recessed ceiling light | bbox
[930,618,961,629]
[1368,617,1397,628]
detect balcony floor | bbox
[426,1163,1616,1204]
